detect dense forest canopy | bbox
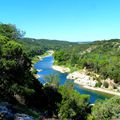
[18,37,77,58]
[0,23,90,119]
[54,39,120,84]
[0,23,120,119]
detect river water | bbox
[34,55,109,103]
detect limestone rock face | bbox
[0,102,35,120]
[67,71,96,87]
[14,113,34,120]
[0,102,13,120]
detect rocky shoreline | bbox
[52,64,120,96]
[67,71,96,87]
[34,54,120,96]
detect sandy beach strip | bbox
[75,82,120,96]
[52,65,70,73]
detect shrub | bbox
[95,81,102,87]
[91,96,120,120]
[112,84,117,89]
[103,81,109,88]
[32,68,37,74]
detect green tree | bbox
[0,25,31,101]
[58,82,90,120]
[91,96,120,120]
[103,81,109,88]
[0,23,25,39]
[44,74,60,88]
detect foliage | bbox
[1,23,90,119]
[1,23,120,119]
[42,85,62,116]
[58,81,90,120]
[103,81,109,88]
[91,96,120,120]
[31,68,37,74]
[18,38,77,58]
[0,25,39,101]
[95,81,102,87]
[44,74,60,88]
[54,39,120,84]
[0,23,25,39]
[0,23,91,119]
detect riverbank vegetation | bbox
[54,39,120,92]
[0,23,90,119]
[0,23,120,119]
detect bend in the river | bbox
[34,55,110,103]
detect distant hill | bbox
[17,38,78,58]
[19,37,78,50]
[78,41,93,44]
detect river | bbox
[34,55,110,103]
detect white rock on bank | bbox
[67,71,96,87]
[34,74,40,79]
[67,71,81,79]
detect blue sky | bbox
[0,0,120,42]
